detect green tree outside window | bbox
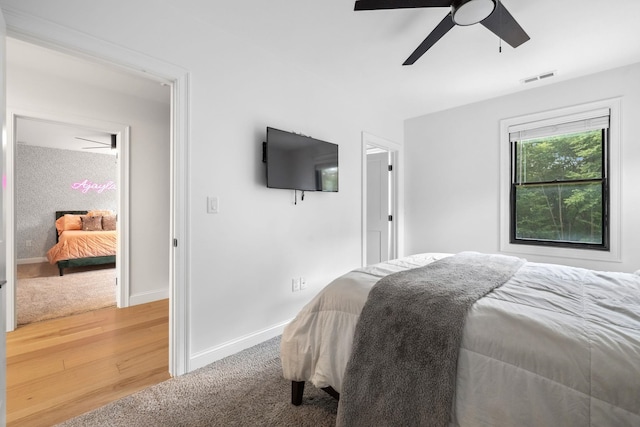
[511,129,608,248]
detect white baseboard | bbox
[129,288,170,306]
[188,320,291,372]
[17,257,48,264]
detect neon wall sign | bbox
[71,179,116,194]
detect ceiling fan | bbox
[76,134,117,150]
[354,0,530,65]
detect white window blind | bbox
[509,108,610,142]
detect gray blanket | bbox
[336,252,525,427]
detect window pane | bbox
[514,182,602,244]
[514,130,602,184]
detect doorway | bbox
[366,147,392,264]
[2,33,190,376]
[2,12,190,376]
[361,132,401,266]
[13,115,123,325]
[4,36,153,329]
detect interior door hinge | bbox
[173,238,178,247]
[388,165,393,172]
[388,215,393,222]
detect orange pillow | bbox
[87,209,114,217]
[55,214,84,235]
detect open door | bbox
[1,7,9,426]
[366,150,390,264]
[362,132,401,267]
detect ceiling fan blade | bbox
[403,13,455,65]
[75,136,110,146]
[480,2,529,48]
[355,0,451,11]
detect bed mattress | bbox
[281,253,640,426]
[46,230,117,264]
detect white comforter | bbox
[280,253,640,426]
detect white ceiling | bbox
[7,37,170,154]
[15,117,116,155]
[7,37,170,105]
[5,0,640,145]
[173,0,640,119]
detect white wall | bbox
[16,145,117,261]
[0,1,405,368]
[405,62,640,273]
[7,51,171,302]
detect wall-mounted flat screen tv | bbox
[265,127,338,192]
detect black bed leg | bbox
[291,381,305,406]
[59,267,64,276]
[321,386,340,401]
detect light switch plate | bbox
[207,196,219,213]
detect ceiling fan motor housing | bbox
[452,0,496,26]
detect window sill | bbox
[500,241,621,263]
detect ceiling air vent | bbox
[521,70,556,84]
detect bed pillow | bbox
[102,215,117,231]
[87,209,114,217]
[55,214,85,235]
[82,215,103,231]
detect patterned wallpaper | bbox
[16,144,117,261]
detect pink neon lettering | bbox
[71,179,116,194]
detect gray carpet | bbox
[55,336,338,426]
[17,268,116,325]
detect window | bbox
[500,99,621,262]
[510,115,609,250]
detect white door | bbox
[0,7,8,426]
[366,151,390,265]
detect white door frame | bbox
[2,8,191,376]
[361,132,403,267]
[0,8,7,427]
[5,111,131,331]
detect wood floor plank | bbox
[6,299,170,427]
[7,302,167,355]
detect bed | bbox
[280,252,640,426]
[46,210,117,276]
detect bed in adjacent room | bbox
[46,210,117,276]
[281,252,640,426]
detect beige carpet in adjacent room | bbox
[17,268,117,325]
[54,336,338,427]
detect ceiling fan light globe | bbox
[452,0,496,26]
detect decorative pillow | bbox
[55,214,85,235]
[82,215,103,231]
[87,209,114,217]
[102,215,117,231]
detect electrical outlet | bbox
[292,278,301,292]
[300,277,307,290]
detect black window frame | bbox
[509,128,610,251]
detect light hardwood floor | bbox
[6,298,171,427]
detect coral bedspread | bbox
[46,230,117,264]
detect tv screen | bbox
[265,127,338,192]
